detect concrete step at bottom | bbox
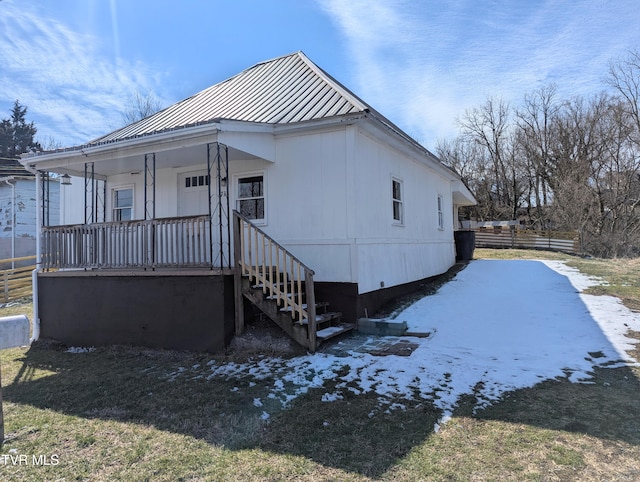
[317,323,355,341]
[296,311,342,325]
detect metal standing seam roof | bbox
[93,51,370,144]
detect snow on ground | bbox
[180,260,640,428]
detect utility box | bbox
[0,315,30,349]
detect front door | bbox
[178,170,211,216]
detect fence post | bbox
[3,273,7,303]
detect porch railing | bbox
[233,211,317,349]
[41,215,213,270]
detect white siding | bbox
[257,129,355,282]
[231,125,458,291]
[350,129,455,293]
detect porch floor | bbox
[38,267,234,277]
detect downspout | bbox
[22,165,40,343]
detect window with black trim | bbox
[113,187,133,221]
[237,175,264,220]
[392,178,403,224]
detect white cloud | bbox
[319,0,640,147]
[0,0,169,147]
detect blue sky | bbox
[1,0,639,150]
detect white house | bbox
[21,52,475,352]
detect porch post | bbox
[233,212,245,335]
[84,162,94,224]
[216,143,230,270]
[144,153,156,220]
[96,179,106,222]
[207,144,213,267]
[144,153,156,267]
[207,142,231,269]
[40,171,50,227]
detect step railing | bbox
[233,210,317,349]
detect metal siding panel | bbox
[253,60,313,122]
[227,56,301,122]
[279,76,327,123]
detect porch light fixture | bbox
[60,173,72,186]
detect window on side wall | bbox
[237,175,264,222]
[113,187,133,221]
[437,194,444,230]
[392,178,403,225]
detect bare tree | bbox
[457,98,523,220]
[121,90,163,125]
[607,50,640,139]
[515,84,560,228]
[437,136,490,220]
[434,51,640,257]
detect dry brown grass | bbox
[0,253,638,480]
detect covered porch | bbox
[24,122,339,352]
[32,121,276,271]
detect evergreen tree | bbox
[0,100,42,160]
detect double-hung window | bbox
[392,178,403,225]
[237,175,264,221]
[437,194,444,230]
[113,187,133,221]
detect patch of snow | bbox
[321,391,344,402]
[66,346,95,353]
[253,398,263,407]
[189,260,640,431]
[260,411,270,420]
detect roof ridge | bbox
[294,51,369,112]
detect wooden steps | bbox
[233,211,354,352]
[239,276,353,351]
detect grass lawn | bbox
[0,250,638,481]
